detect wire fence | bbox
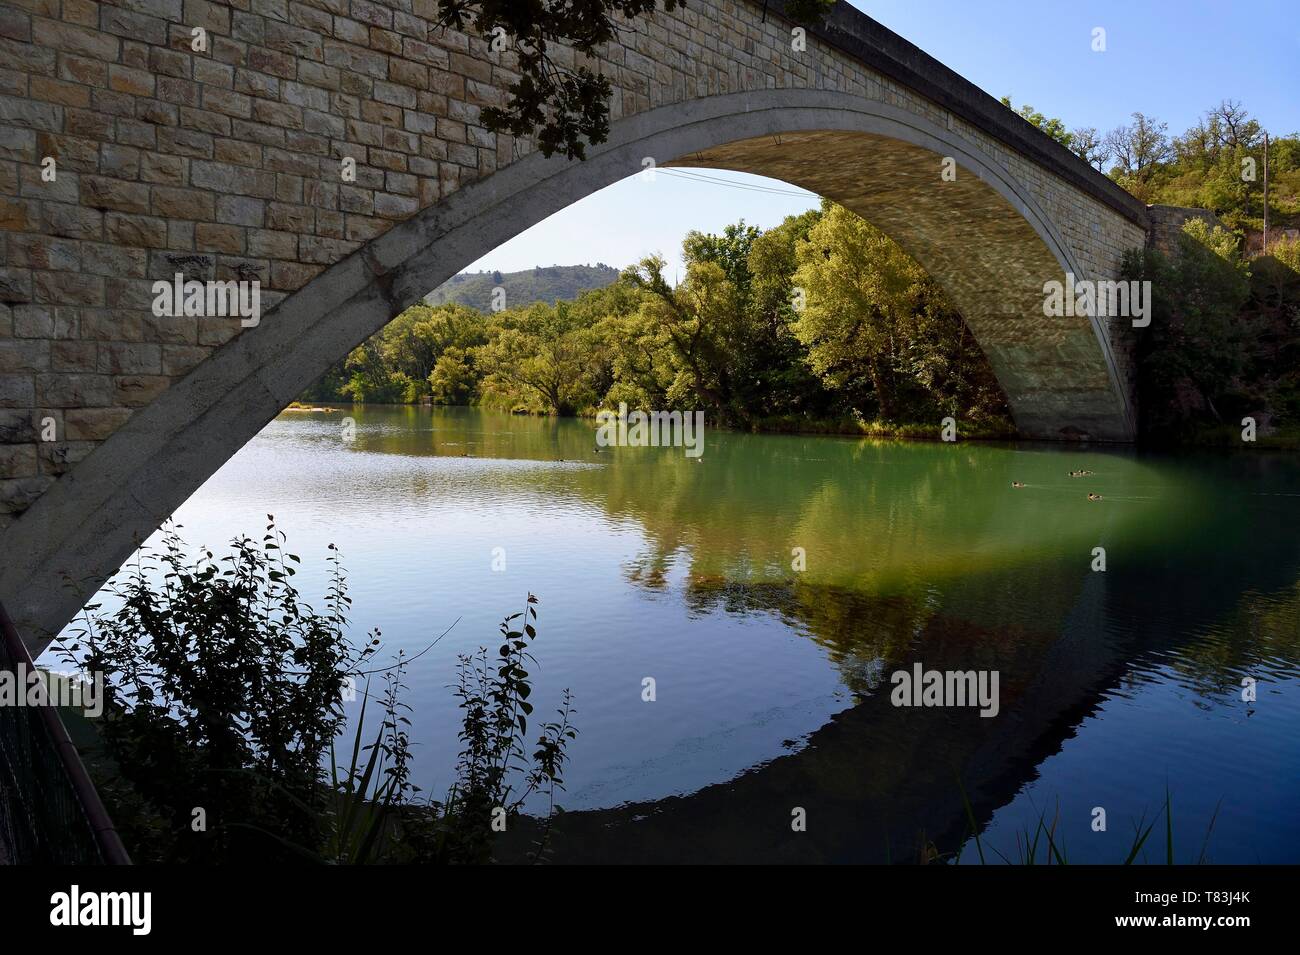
[0,600,130,865]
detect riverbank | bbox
[288,401,1300,449]
[286,401,1020,442]
[746,413,1017,441]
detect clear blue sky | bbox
[460,0,1300,281]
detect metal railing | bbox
[0,600,130,865]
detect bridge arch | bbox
[3,86,1136,649]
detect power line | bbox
[660,167,816,197]
[658,167,818,200]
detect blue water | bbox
[59,406,1300,863]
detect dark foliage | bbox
[434,1,684,160]
[60,524,575,865]
[58,520,368,863]
[435,1,838,161]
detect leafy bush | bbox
[58,520,363,863]
[416,600,577,864]
[60,522,575,864]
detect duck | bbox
[1011,481,1025,488]
[1087,492,1102,501]
[1070,469,1093,477]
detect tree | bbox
[745,209,840,417]
[1207,99,1264,152]
[788,202,1007,424]
[476,300,601,414]
[432,1,682,160]
[429,346,479,404]
[596,302,676,410]
[624,252,764,425]
[682,221,761,298]
[341,340,413,404]
[435,1,836,161]
[790,203,928,419]
[677,221,775,415]
[1251,236,1300,326]
[1104,112,1172,201]
[380,303,487,390]
[563,279,650,406]
[1001,96,1073,149]
[1249,237,1300,424]
[337,303,487,404]
[1069,126,1109,169]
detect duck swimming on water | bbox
[1087,492,1102,501]
[1012,482,1026,488]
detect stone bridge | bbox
[1,0,1166,648]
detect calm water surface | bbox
[73,406,1300,862]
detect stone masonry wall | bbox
[1147,203,1222,256]
[0,0,1147,528]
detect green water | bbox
[112,405,1300,862]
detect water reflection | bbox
[89,406,1300,862]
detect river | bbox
[75,405,1300,863]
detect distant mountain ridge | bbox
[424,263,621,312]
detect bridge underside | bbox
[674,131,1134,442]
[0,90,1141,651]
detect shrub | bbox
[59,522,575,864]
